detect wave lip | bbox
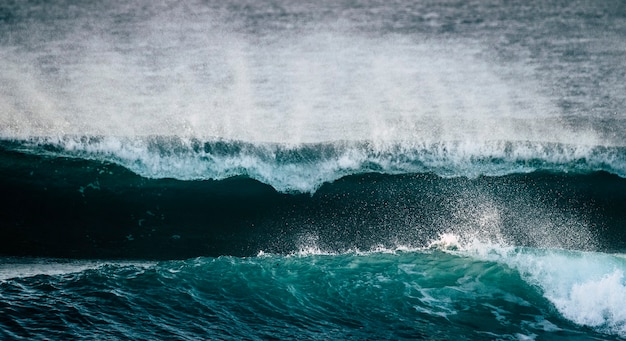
[458,241,626,338]
[5,136,626,193]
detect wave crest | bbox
[4,136,626,193]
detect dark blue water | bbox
[2,0,626,339]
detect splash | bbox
[435,233,626,338]
[0,4,603,146]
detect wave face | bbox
[2,0,626,339]
[2,245,626,340]
[2,142,626,259]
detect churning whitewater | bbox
[1,0,626,340]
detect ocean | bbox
[1,0,626,339]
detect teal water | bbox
[3,244,626,340]
[2,0,626,339]
[2,244,626,340]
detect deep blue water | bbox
[2,0,626,339]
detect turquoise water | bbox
[2,0,626,339]
[3,245,626,340]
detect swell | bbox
[0,253,561,340]
[1,250,625,339]
[2,142,626,259]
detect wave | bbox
[273,233,626,339]
[432,235,626,339]
[2,139,626,259]
[2,241,626,339]
[2,136,625,193]
[277,233,626,338]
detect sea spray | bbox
[2,0,626,340]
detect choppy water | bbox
[2,244,626,340]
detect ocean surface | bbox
[2,0,626,339]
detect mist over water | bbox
[2,0,625,145]
[3,1,626,340]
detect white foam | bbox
[427,233,462,251]
[12,136,626,193]
[442,236,626,338]
[555,270,626,334]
